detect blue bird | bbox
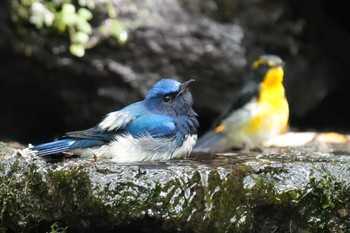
[27,79,199,162]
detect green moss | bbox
[0,159,102,232]
[2,144,350,232]
[240,162,350,232]
[47,222,68,233]
[295,169,350,232]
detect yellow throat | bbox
[245,66,289,136]
[259,66,286,104]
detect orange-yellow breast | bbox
[210,66,289,150]
[244,67,289,141]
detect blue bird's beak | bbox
[177,79,195,96]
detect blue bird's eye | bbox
[163,95,172,102]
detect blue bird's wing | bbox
[96,102,176,137]
[65,113,176,141]
[127,114,176,138]
[98,102,143,131]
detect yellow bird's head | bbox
[252,55,285,86]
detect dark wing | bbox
[214,80,259,127]
[193,130,226,152]
[64,127,118,142]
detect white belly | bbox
[73,134,197,163]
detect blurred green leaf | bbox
[53,13,67,32]
[69,43,85,57]
[78,0,87,7]
[76,17,92,34]
[61,13,76,27]
[60,3,76,26]
[61,3,75,15]
[109,19,128,44]
[18,5,30,19]
[110,19,124,38]
[77,8,92,21]
[11,0,128,57]
[22,0,35,7]
[72,31,89,44]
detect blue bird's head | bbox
[145,79,197,117]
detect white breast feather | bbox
[171,134,197,159]
[222,99,260,148]
[223,98,287,148]
[76,134,197,163]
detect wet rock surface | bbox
[1,142,350,233]
[1,0,350,143]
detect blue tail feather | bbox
[32,139,75,156]
[32,139,105,156]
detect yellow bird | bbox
[194,54,289,152]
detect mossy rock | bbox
[1,142,350,232]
